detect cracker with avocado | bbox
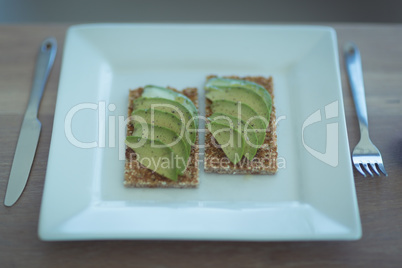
[125,87,199,188]
[204,75,278,174]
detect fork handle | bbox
[344,42,370,137]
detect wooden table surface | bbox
[0,24,401,268]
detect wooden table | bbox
[0,24,401,267]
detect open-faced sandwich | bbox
[204,75,278,174]
[125,85,199,188]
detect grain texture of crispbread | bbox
[125,87,199,188]
[204,75,278,174]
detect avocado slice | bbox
[142,85,198,127]
[132,123,190,175]
[131,109,195,146]
[133,97,197,144]
[211,100,267,146]
[125,137,178,181]
[206,87,270,127]
[209,113,259,160]
[207,120,245,164]
[205,77,272,116]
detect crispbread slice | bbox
[204,75,278,174]
[125,87,199,188]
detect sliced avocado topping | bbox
[132,123,190,175]
[131,109,195,146]
[207,121,245,165]
[125,137,178,181]
[127,86,198,181]
[205,77,272,163]
[205,77,272,115]
[209,113,258,160]
[206,87,270,127]
[211,100,267,146]
[142,85,198,128]
[133,97,197,145]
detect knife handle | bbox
[26,38,57,118]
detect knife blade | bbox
[4,38,57,207]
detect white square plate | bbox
[39,24,361,241]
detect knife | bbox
[4,38,57,207]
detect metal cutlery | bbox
[344,42,387,177]
[4,38,57,206]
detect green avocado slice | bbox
[205,77,272,116]
[132,123,190,175]
[133,97,197,145]
[207,121,245,164]
[211,100,267,146]
[125,137,178,181]
[131,109,195,147]
[209,113,259,160]
[206,87,270,127]
[142,85,198,128]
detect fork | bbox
[344,42,388,177]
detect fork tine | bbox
[370,163,380,176]
[378,163,388,176]
[354,163,366,177]
[362,163,373,177]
